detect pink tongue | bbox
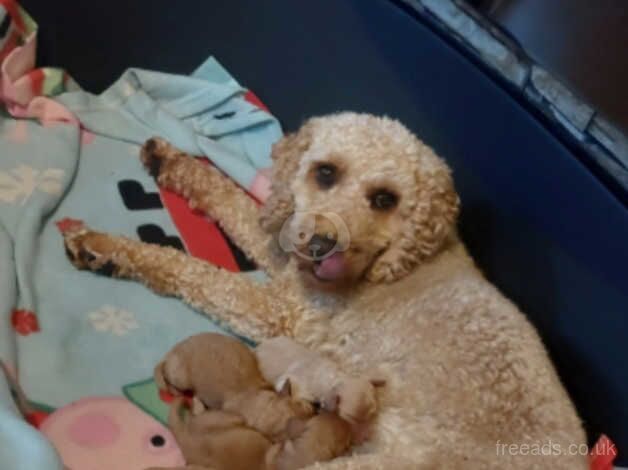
[314,252,346,280]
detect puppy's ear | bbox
[278,378,293,397]
[259,121,313,234]
[367,147,459,283]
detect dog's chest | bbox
[319,299,430,376]
[310,278,474,412]
[318,310,453,415]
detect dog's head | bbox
[261,113,459,289]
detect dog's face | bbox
[262,113,459,290]
[284,139,417,289]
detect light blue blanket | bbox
[0,57,281,469]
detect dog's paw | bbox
[140,137,177,179]
[62,229,119,277]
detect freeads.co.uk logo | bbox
[278,211,350,261]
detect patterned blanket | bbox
[0,1,279,468]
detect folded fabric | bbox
[55,59,279,201]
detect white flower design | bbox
[88,305,139,336]
[0,165,64,205]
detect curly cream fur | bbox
[61,112,587,469]
[63,224,301,340]
[367,145,460,283]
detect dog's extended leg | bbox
[62,223,299,342]
[140,137,278,274]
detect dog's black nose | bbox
[308,234,336,259]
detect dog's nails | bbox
[64,245,76,262]
[78,249,97,264]
[143,138,158,154]
[95,260,117,277]
[140,138,165,178]
[143,151,162,179]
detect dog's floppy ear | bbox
[259,121,313,233]
[278,378,293,397]
[367,149,459,283]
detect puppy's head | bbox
[156,333,268,408]
[261,113,459,290]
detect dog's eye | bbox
[315,164,338,189]
[369,190,398,211]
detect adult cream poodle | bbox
[62,113,587,469]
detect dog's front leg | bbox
[62,223,300,342]
[140,137,279,275]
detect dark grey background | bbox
[470,0,628,134]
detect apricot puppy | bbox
[256,336,384,443]
[153,397,274,470]
[154,333,356,469]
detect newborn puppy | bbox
[155,332,267,409]
[256,336,384,444]
[269,412,352,470]
[148,397,274,470]
[155,333,354,469]
[155,333,312,440]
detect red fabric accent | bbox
[55,217,84,234]
[244,90,269,112]
[27,68,45,96]
[157,91,270,271]
[158,389,174,403]
[26,410,49,428]
[159,183,239,272]
[159,389,194,407]
[589,435,617,470]
[11,309,40,335]
[0,0,25,33]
